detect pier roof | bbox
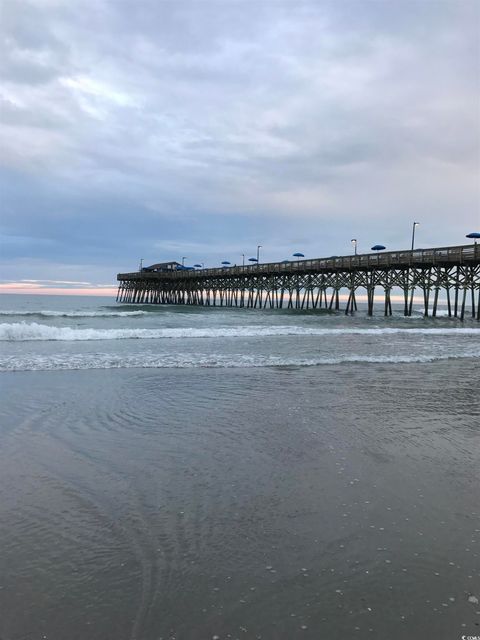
[143,261,182,272]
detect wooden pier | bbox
[117,244,480,319]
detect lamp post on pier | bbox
[411,222,420,251]
[182,256,187,266]
[257,245,262,264]
[242,254,245,267]
[351,239,357,255]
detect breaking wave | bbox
[413,308,453,318]
[1,350,479,372]
[0,310,148,318]
[1,322,480,342]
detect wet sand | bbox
[0,361,479,639]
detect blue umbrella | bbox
[184,266,194,270]
[371,244,386,251]
[248,257,258,262]
[194,264,203,268]
[293,252,305,258]
[466,232,480,239]
[221,261,231,265]
[281,259,290,263]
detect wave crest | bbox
[1,322,480,342]
[0,310,148,318]
[1,351,479,371]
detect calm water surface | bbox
[0,294,479,639]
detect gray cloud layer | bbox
[1,0,479,283]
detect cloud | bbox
[0,0,478,284]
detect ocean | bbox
[0,293,479,640]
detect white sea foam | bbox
[0,310,148,318]
[1,350,478,371]
[414,308,454,318]
[1,322,480,342]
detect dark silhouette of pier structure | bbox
[117,244,480,319]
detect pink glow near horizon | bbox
[0,283,118,296]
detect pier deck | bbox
[117,244,480,318]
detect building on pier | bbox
[117,244,480,319]
[141,261,182,273]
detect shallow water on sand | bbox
[0,294,479,639]
[0,363,479,640]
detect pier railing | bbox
[118,244,479,281]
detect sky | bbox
[1,0,479,295]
